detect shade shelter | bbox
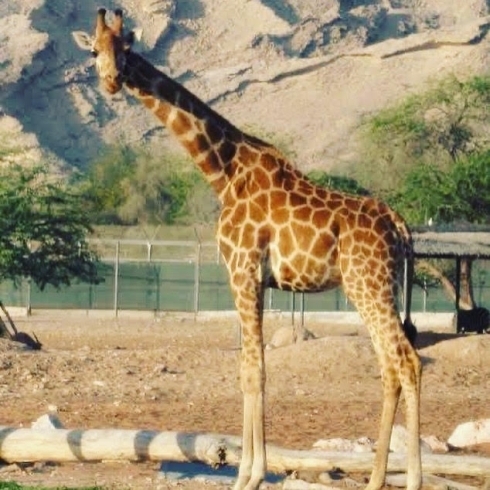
[412,229,490,315]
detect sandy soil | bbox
[0,310,488,489]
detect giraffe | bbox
[72,9,422,490]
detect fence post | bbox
[267,288,273,310]
[89,282,93,310]
[194,240,201,319]
[455,257,461,310]
[478,269,486,305]
[300,292,305,327]
[291,292,295,325]
[114,241,120,317]
[26,241,32,315]
[26,278,32,316]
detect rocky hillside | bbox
[1,0,489,174]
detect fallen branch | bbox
[386,473,479,490]
[0,427,238,466]
[0,427,488,478]
[0,302,42,350]
[268,445,490,477]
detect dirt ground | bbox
[0,310,488,489]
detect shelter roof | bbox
[413,230,490,259]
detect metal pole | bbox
[291,292,295,325]
[300,292,305,327]
[478,270,485,305]
[26,241,32,315]
[26,278,32,316]
[403,257,408,314]
[194,241,201,319]
[455,257,461,310]
[89,282,93,310]
[155,266,161,313]
[146,242,160,312]
[114,241,120,317]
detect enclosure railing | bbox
[0,238,488,316]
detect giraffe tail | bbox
[402,260,418,346]
[382,205,418,347]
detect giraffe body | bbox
[72,10,422,490]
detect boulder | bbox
[266,326,315,349]
[448,419,490,448]
[313,436,374,453]
[31,413,65,430]
[389,424,432,454]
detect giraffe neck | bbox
[122,51,255,198]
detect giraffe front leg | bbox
[234,392,253,490]
[231,273,267,490]
[234,388,266,490]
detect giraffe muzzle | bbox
[103,74,124,94]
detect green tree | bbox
[0,165,100,289]
[306,170,370,196]
[355,74,490,310]
[78,145,137,224]
[119,153,211,225]
[358,74,490,191]
[385,150,490,311]
[388,151,490,225]
[448,150,490,223]
[81,145,218,226]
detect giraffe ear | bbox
[72,31,94,51]
[122,30,137,51]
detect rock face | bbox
[0,14,48,86]
[1,0,490,172]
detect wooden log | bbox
[386,473,479,490]
[0,427,488,478]
[267,446,490,477]
[0,427,240,466]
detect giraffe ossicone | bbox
[72,9,422,490]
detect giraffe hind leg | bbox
[366,367,401,490]
[341,273,422,490]
[368,320,422,490]
[399,338,422,490]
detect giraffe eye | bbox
[90,49,98,58]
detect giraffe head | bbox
[72,8,135,94]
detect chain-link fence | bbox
[0,239,488,315]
